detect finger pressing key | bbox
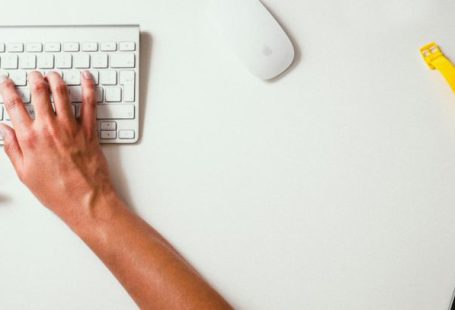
[46,71,75,123]
[80,70,97,135]
[28,71,54,121]
[0,74,32,131]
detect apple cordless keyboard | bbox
[0,25,140,144]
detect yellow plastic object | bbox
[420,42,455,93]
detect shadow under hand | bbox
[0,193,12,204]
[101,31,154,211]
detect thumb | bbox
[0,124,23,169]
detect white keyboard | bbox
[0,25,140,144]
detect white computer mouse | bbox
[207,0,295,80]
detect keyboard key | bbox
[92,53,108,68]
[123,84,135,102]
[70,104,76,116]
[69,86,82,102]
[119,130,135,139]
[63,42,79,52]
[119,70,135,84]
[74,54,90,68]
[88,70,99,85]
[37,54,54,69]
[6,43,24,52]
[96,87,103,102]
[0,43,5,53]
[63,70,81,85]
[110,54,135,68]
[26,43,43,52]
[27,105,35,118]
[100,70,117,85]
[105,86,122,102]
[74,103,81,118]
[100,42,116,51]
[82,42,98,52]
[9,71,27,86]
[100,131,117,139]
[120,71,135,102]
[44,42,61,52]
[19,54,36,69]
[2,54,18,69]
[119,42,135,51]
[97,104,134,119]
[100,121,117,131]
[4,108,10,120]
[55,54,72,68]
[18,87,31,103]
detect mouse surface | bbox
[208,0,295,80]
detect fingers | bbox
[0,124,23,169]
[46,72,74,120]
[0,76,32,131]
[46,71,74,122]
[80,71,97,135]
[28,71,54,121]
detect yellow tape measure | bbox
[420,42,455,93]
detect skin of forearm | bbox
[67,190,233,310]
[0,72,232,310]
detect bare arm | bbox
[0,71,232,310]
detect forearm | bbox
[66,192,232,310]
[0,72,230,309]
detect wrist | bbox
[61,186,127,238]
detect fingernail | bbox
[82,70,93,80]
[0,74,9,84]
[27,70,41,82]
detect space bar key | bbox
[97,105,135,119]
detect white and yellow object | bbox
[420,42,455,93]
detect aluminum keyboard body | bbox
[0,25,140,144]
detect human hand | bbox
[0,72,232,310]
[0,71,117,226]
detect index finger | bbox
[0,76,32,131]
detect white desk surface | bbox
[0,0,455,309]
